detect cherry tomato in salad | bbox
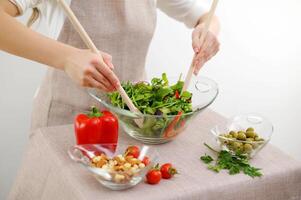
[175,90,180,99]
[160,163,178,179]
[146,164,162,185]
[125,145,140,158]
[163,111,183,139]
[142,156,150,166]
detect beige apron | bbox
[31,0,157,131]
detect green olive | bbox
[246,138,254,142]
[225,134,233,138]
[237,132,247,140]
[246,131,255,138]
[254,136,263,141]
[246,127,254,132]
[232,142,242,150]
[229,131,236,135]
[231,132,238,138]
[244,143,253,152]
[237,145,243,151]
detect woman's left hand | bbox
[192,23,220,75]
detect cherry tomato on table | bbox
[160,163,178,179]
[146,164,162,185]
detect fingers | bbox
[193,47,218,75]
[191,24,220,74]
[91,69,115,92]
[192,32,220,72]
[86,77,111,93]
[193,49,219,75]
[192,26,204,53]
[194,59,206,75]
[101,51,114,70]
[75,49,119,92]
[82,65,113,92]
[194,33,216,60]
[193,36,220,75]
[92,59,120,89]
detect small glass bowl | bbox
[68,144,158,190]
[211,114,273,158]
[89,76,218,144]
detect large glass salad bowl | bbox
[88,75,218,144]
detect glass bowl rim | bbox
[88,76,219,118]
[211,113,274,143]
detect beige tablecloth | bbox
[8,110,301,200]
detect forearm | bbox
[0,7,77,70]
[196,14,220,36]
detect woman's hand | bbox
[192,23,220,75]
[0,2,119,93]
[63,49,120,92]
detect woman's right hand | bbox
[63,49,120,92]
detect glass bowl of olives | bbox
[211,114,273,158]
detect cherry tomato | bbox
[125,145,140,158]
[175,90,180,99]
[142,156,150,166]
[160,163,178,179]
[146,166,162,185]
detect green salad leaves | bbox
[108,73,192,115]
[200,143,263,178]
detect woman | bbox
[0,0,220,131]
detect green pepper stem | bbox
[88,106,103,118]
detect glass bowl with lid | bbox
[89,75,218,144]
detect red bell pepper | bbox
[74,107,119,145]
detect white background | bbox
[1,0,301,198]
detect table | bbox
[8,110,301,200]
